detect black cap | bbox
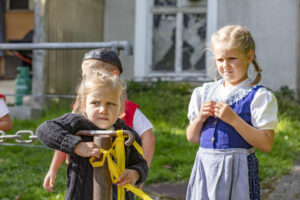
[83,48,123,73]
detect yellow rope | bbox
[89,130,152,200]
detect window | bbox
[10,0,29,10]
[134,0,217,81]
[5,0,34,11]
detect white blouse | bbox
[0,98,9,118]
[188,79,278,130]
[133,108,153,136]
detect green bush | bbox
[1,82,300,199]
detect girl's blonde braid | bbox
[250,55,262,86]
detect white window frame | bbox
[134,0,218,82]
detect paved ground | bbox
[144,182,188,200]
[144,161,300,200]
[261,160,300,200]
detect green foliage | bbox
[274,86,300,120]
[1,83,300,198]
[0,101,71,199]
[127,81,193,129]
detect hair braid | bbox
[250,55,262,85]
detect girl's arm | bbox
[232,116,274,153]
[186,118,205,144]
[43,150,66,192]
[124,129,148,186]
[186,100,216,144]
[0,114,13,132]
[214,102,274,152]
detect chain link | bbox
[0,130,38,144]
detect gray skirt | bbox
[186,148,254,200]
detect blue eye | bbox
[107,102,116,106]
[92,102,100,106]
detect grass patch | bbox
[0,82,300,199]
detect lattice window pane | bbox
[182,13,206,72]
[152,14,176,71]
[154,0,177,6]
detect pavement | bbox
[144,160,300,200]
[144,182,188,200]
[261,160,300,200]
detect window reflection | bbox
[154,0,177,6]
[182,13,206,71]
[152,14,176,71]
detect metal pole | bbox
[0,41,133,55]
[93,135,112,200]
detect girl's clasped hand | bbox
[199,100,237,125]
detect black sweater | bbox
[37,113,148,200]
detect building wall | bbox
[103,0,135,80]
[33,0,104,96]
[217,0,299,92]
[33,0,300,97]
[104,0,300,96]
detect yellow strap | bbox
[89,149,107,167]
[116,130,125,198]
[89,130,152,200]
[133,141,145,158]
[124,184,153,200]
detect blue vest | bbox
[200,85,263,149]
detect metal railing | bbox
[0,41,133,55]
[0,40,133,100]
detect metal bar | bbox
[76,130,134,146]
[0,41,133,55]
[3,93,75,98]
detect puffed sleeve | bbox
[250,88,278,130]
[187,87,203,123]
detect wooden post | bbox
[75,130,134,200]
[93,135,112,200]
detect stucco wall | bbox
[103,0,300,95]
[103,0,135,80]
[33,0,104,96]
[217,0,299,92]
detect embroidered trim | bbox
[227,84,261,105]
[202,80,262,105]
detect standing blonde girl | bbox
[186,25,278,200]
[37,71,148,200]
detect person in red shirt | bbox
[43,48,155,192]
[0,94,12,131]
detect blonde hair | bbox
[81,59,120,75]
[73,70,126,116]
[211,25,262,85]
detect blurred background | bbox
[1,0,299,107]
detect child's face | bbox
[85,87,121,129]
[214,44,253,87]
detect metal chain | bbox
[0,130,38,144]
